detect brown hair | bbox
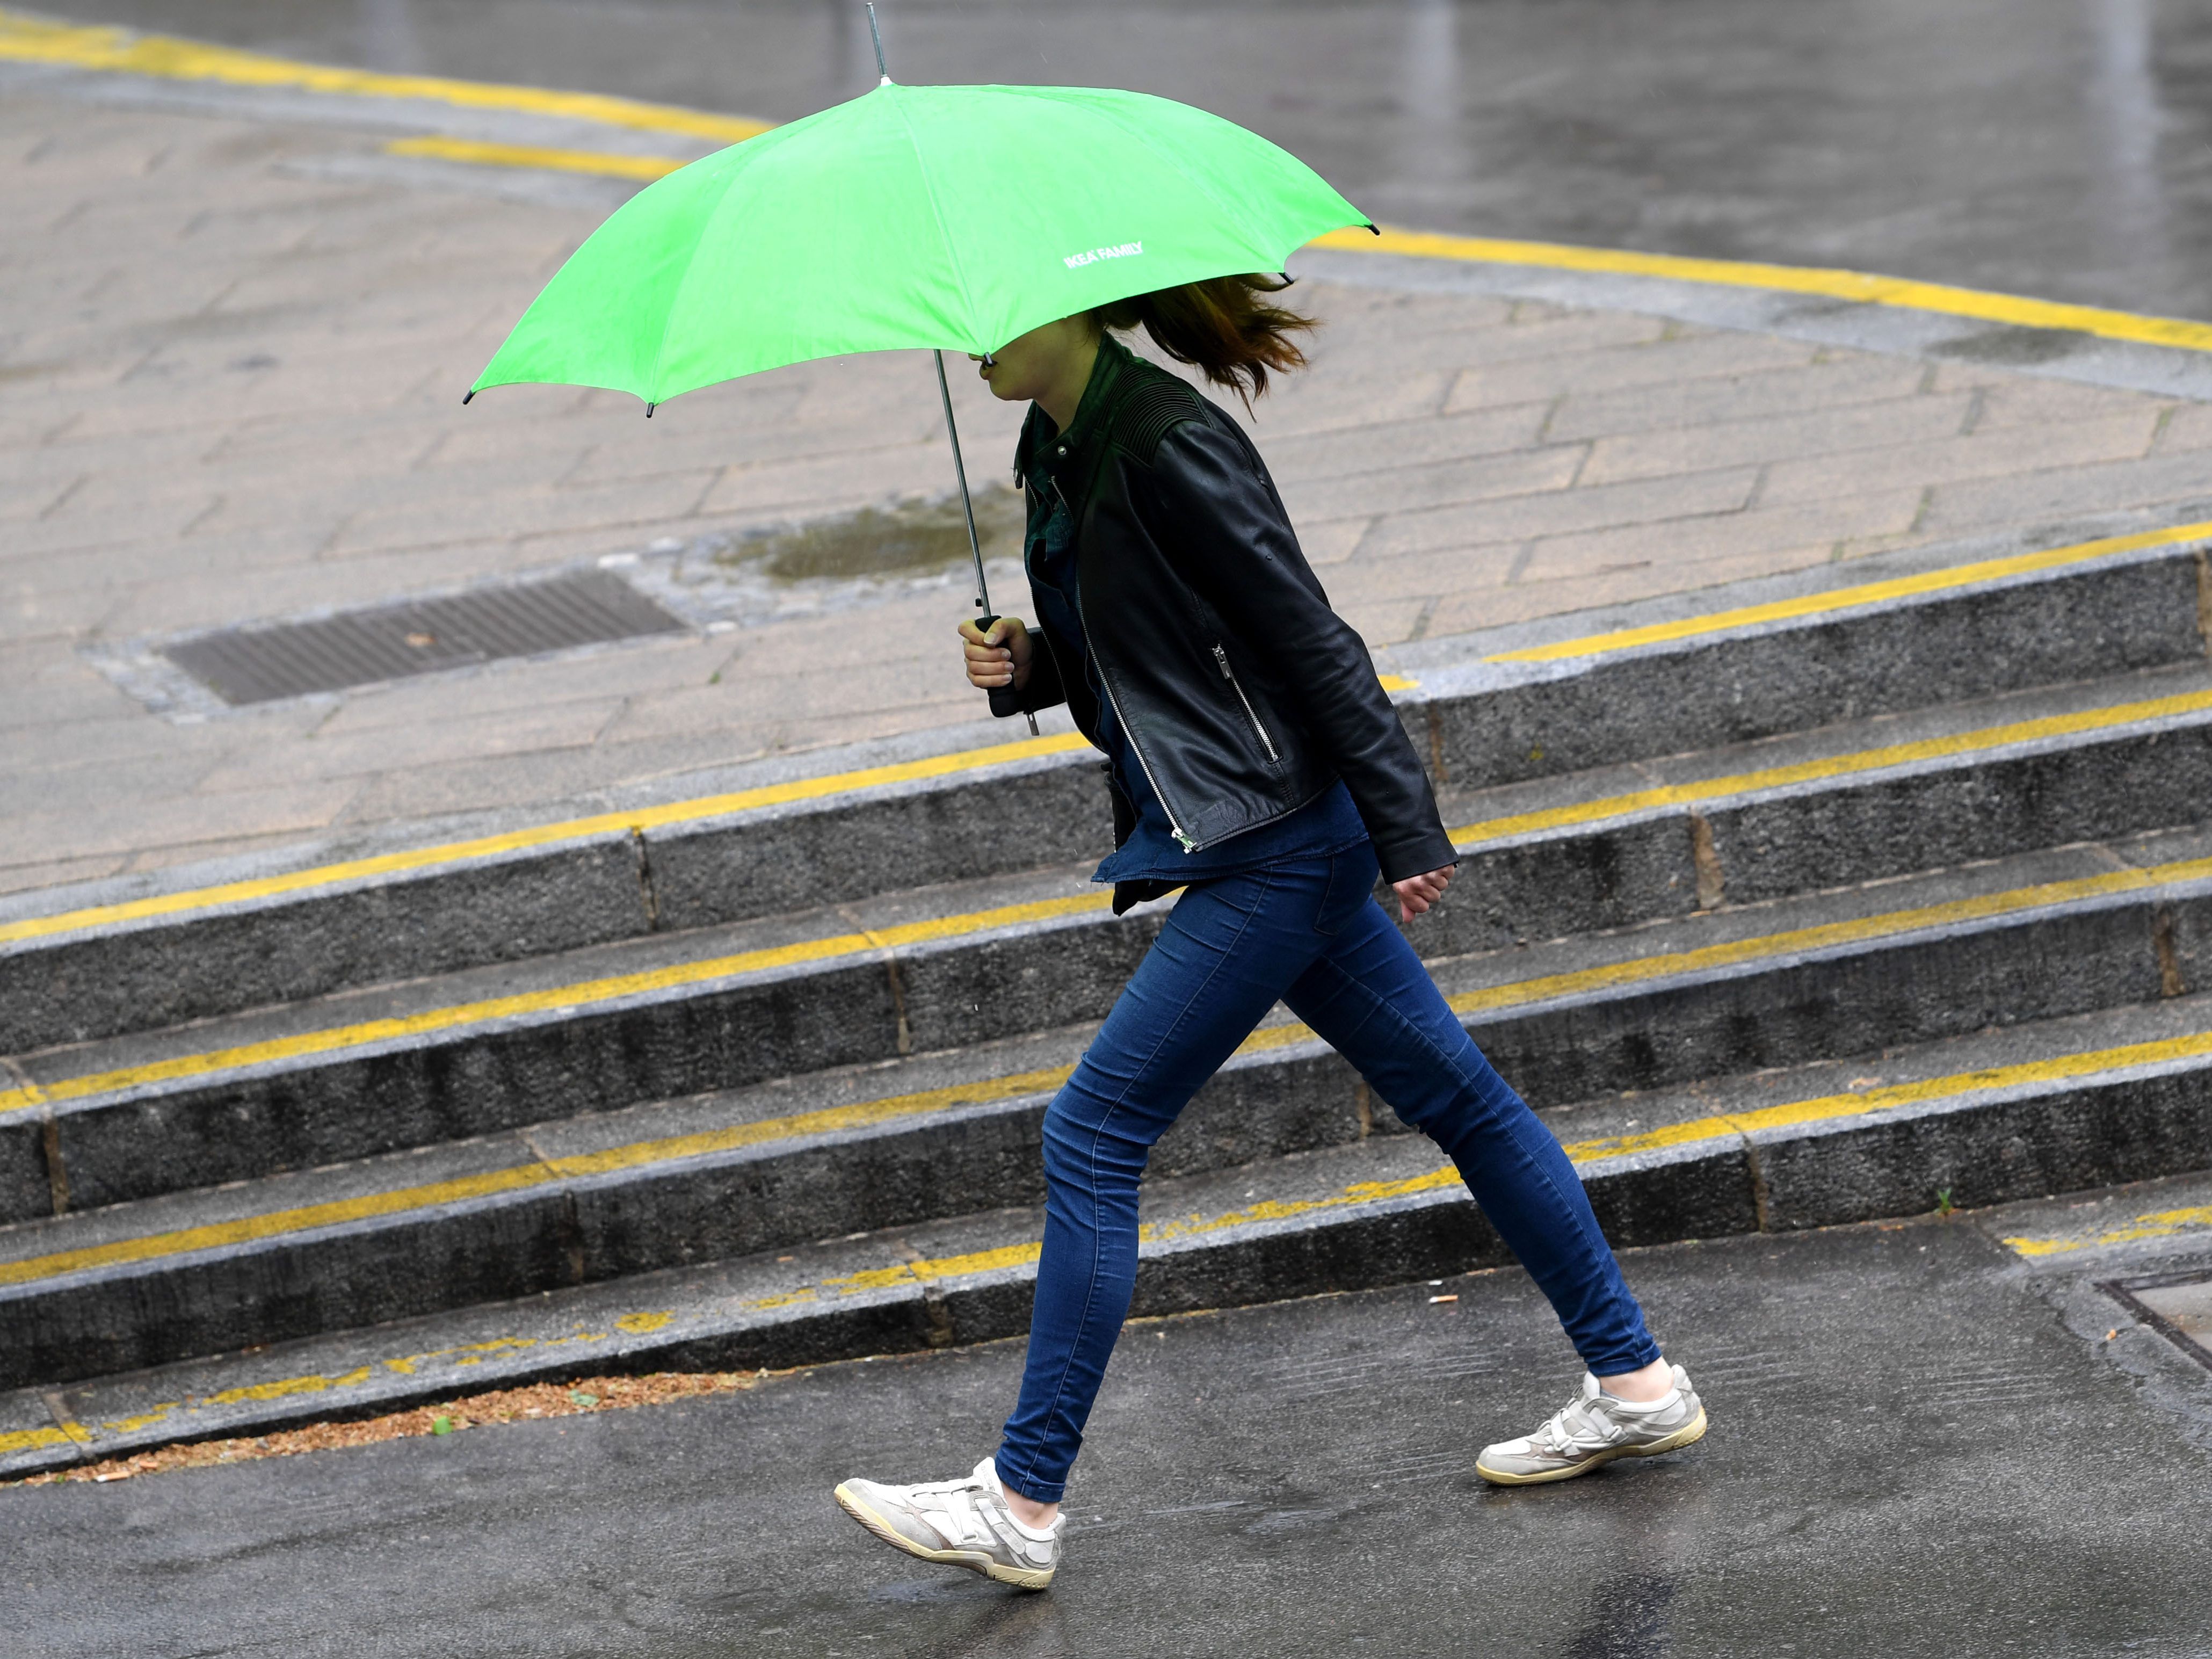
[1093,274,1315,405]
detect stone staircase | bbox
[3,523,2210,1476]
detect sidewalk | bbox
[7,64,2212,898]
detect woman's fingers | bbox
[958,620,1017,687]
[958,618,1029,689]
[1393,864,1458,922]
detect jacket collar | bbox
[1014,331,1142,498]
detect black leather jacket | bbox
[1010,335,1457,893]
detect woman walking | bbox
[835,278,1704,1589]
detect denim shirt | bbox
[1019,381,1368,890]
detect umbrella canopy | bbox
[468,80,1369,408]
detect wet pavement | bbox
[4,1190,2210,1658]
[25,0,2212,319]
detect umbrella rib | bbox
[642,164,753,404]
[1080,95,1312,265]
[886,92,986,351]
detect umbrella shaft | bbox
[934,349,990,617]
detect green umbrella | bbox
[467,13,1369,727]
[466,82,1367,405]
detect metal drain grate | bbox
[2101,1269,2212,1372]
[165,571,687,705]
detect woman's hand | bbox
[959,616,1033,692]
[1393,863,1456,923]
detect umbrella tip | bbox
[461,388,474,405]
[1366,223,1381,236]
[646,402,656,418]
[866,3,890,81]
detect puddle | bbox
[718,485,1026,583]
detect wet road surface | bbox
[23,0,2212,318]
[5,1211,2210,1657]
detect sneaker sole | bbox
[1474,1404,1709,1487]
[832,1482,1056,1590]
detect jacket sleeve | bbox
[1015,618,1069,714]
[1132,419,1459,884]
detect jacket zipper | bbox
[1213,644,1279,762]
[1050,479,1199,853]
[1097,665,1196,851]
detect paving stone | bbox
[327,473,720,556]
[1579,394,1975,486]
[1445,331,1819,412]
[1359,467,1761,560]
[1421,542,1841,637]
[1968,378,2182,431]
[0,853,131,897]
[309,638,735,738]
[1296,516,1374,567]
[1919,450,2212,537]
[1544,352,1935,441]
[1518,489,1930,582]
[1760,411,2165,507]
[2150,402,2212,454]
[1278,444,1584,521]
[1255,403,1553,482]
[0,780,360,862]
[1311,541,1526,605]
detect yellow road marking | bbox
[0,890,1109,1118]
[1311,226,2212,357]
[1480,521,2212,664]
[0,9,770,142]
[0,1425,80,1456]
[0,731,1089,947]
[385,135,688,181]
[2003,1204,2212,1258]
[1447,684,2212,844]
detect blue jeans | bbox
[994,842,1662,1502]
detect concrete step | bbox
[1420,659,2212,958]
[8,524,2205,1053]
[9,780,2210,1226]
[6,987,2210,1465]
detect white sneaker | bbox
[1476,1365,1708,1486]
[833,1457,1063,1589]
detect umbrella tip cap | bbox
[461,388,475,405]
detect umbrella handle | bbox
[975,613,1027,722]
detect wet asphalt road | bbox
[4,1214,2209,1658]
[27,0,2212,320]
